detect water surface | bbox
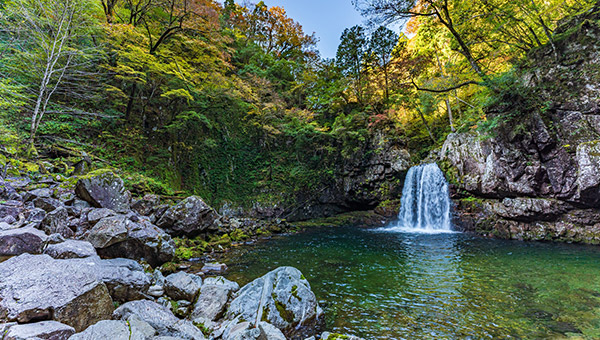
[222,226,600,339]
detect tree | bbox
[353,0,490,87]
[336,25,369,104]
[370,26,398,103]
[1,0,102,143]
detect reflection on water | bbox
[221,227,600,339]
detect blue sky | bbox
[248,0,368,59]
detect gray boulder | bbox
[113,300,206,339]
[226,267,320,334]
[191,277,239,323]
[68,320,145,340]
[0,227,47,256]
[75,171,130,213]
[22,188,52,202]
[0,254,114,332]
[575,141,600,206]
[69,256,152,302]
[156,196,219,236]
[3,321,75,340]
[33,197,63,213]
[0,200,23,221]
[86,208,116,225]
[164,271,202,301]
[131,194,160,216]
[85,215,128,248]
[222,321,286,340]
[97,219,175,267]
[25,208,47,224]
[44,239,97,259]
[40,207,73,238]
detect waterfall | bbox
[391,163,453,233]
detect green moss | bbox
[291,285,299,299]
[272,296,295,323]
[325,334,350,340]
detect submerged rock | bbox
[226,267,320,335]
[75,171,131,213]
[0,254,113,332]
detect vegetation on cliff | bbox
[0,0,597,215]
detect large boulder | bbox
[85,215,128,248]
[0,227,47,256]
[222,321,286,340]
[164,271,203,302]
[22,188,52,202]
[86,208,116,225]
[226,267,320,335]
[75,171,130,213]
[131,194,160,216]
[70,256,152,302]
[156,196,219,236]
[0,254,114,332]
[44,239,97,259]
[113,300,206,339]
[68,320,146,340]
[191,277,239,323]
[3,321,75,340]
[96,218,175,267]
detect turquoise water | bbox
[222,226,600,339]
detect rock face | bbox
[0,227,47,256]
[3,321,76,340]
[113,300,206,339]
[0,254,114,332]
[156,196,219,236]
[438,7,600,243]
[226,267,320,336]
[75,171,130,213]
[288,132,411,220]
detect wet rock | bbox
[320,332,364,340]
[85,215,128,248]
[3,321,75,340]
[83,257,152,302]
[113,300,206,339]
[491,198,572,222]
[40,207,73,238]
[0,200,23,221]
[164,271,202,301]
[44,240,97,259]
[96,219,175,267]
[191,277,239,323]
[68,320,146,340]
[0,254,113,332]
[128,314,157,338]
[200,262,227,274]
[86,208,116,225]
[0,180,17,200]
[226,267,320,335]
[0,227,47,256]
[131,194,160,216]
[75,171,130,213]
[156,196,219,236]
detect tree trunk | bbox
[416,107,435,143]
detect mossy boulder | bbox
[75,170,131,213]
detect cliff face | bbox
[439,5,600,243]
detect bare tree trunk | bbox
[434,46,455,132]
[416,107,435,143]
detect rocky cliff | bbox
[439,4,600,243]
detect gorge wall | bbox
[438,5,600,243]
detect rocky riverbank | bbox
[0,157,367,339]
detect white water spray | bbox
[387,163,453,233]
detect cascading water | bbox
[388,163,453,233]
